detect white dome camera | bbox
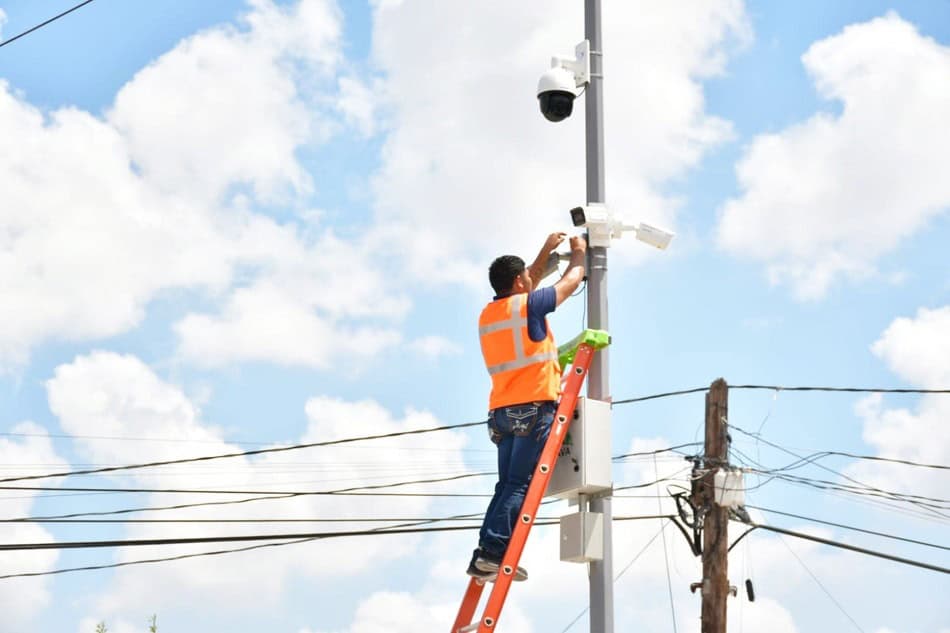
[537,41,590,123]
[537,67,579,122]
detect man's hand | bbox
[528,232,569,288]
[554,235,587,307]
[543,232,567,252]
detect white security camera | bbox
[537,41,590,123]
[569,205,675,250]
[537,67,579,122]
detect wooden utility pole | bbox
[701,378,729,633]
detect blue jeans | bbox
[477,401,556,559]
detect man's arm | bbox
[553,235,586,307]
[527,232,566,286]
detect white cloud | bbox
[45,351,471,619]
[337,76,379,137]
[717,13,950,299]
[367,0,749,287]
[109,0,341,204]
[871,306,950,388]
[174,228,409,368]
[0,424,69,629]
[851,306,950,499]
[408,335,463,359]
[0,0,407,370]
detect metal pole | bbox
[584,1,613,632]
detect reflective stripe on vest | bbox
[478,295,559,375]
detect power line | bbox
[13,380,945,485]
[613,467,695,492]
[0,515,667,579]
[0,472,492,497]
[729,521,950,575]
[612,387,709,405]
[0,508,487,580]
[0,443,699,504]
[0,516,526,524]
[729,424,950,519]
[758,471,950,510]
[0,0,96,49]
[730,445,950,525]
[746,505,950,552]
[805,450,949,471]
[0,523,503,551]
[560,520,670,632]
[0,420,484,484]
[732,433,949,472]
[655,457,679,633]
[610,384,950,408]
[775,531,866,633]
[730,385,950,395]
[612,442,701,461]
[6,472,495,522]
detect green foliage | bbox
[95,624,107,633]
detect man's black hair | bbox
[488,255,525,296]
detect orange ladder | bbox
[451,330,608,632]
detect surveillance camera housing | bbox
[570,206,586,227]
[537,67,577,122]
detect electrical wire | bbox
[0,515,666,580]
[559,520,669,632]
[3,384,946,484]
[729,424,950,519]
[728,521,950,575]
[750,470,950,510]
[775,531,866,633]
[0,472,493,497]
[768,449,949,472]
[0,441,699,499]
[0,444,700,522]
[13,513,672,525]
[5,472,495,522]
[0,0,96,49]
[655,456,679,633]
[0,523,516,551]
[613,467,695,492]
[0,509,490,580]
[612,442,702,461]
[0,420,484,484]
[729,446,950,525]
[745,505,950,552]
[730,385,950,395]
[612,387,708,405]
[0,516,515,525]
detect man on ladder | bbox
[469,231,587,581]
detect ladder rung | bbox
[457,624,480,633]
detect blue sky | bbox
[0,1,948,632]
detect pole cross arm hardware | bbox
[558,329,610,369]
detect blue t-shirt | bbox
[494,287,557,342]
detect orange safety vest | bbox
[478,293,561,410]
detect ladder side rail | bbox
[452,577,487,632]
[476,343,596,632]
